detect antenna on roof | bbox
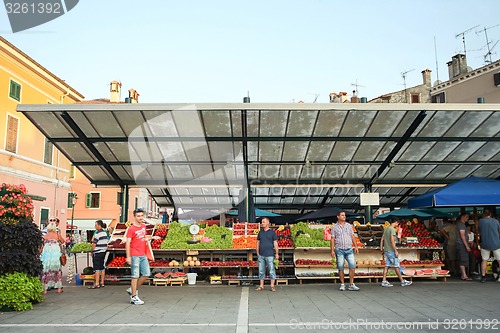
[312,93,319,103]
[351,79,365,96]
[476,24,500,64]
[401,69,414,103]
[456,25,480,56]
[433,36,440,82]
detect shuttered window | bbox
[44,137,53,164]
[6,115,19,153]
[9,80,21,101]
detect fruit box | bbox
[80,274,95,280]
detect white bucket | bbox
[187,273,197,285]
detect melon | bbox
[187,256,193,261]
[416,270,425,276]
[404,269,416,276]
[436,269,449,275]
[421,269,434,275]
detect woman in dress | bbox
[40,222,63,294]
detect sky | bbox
[1,0,500,103]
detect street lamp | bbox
[70,194,78,231]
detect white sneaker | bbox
[348,283,360,291]
[401,280,412,287]
[130,295,144,305]
[339,284,345,291]
[381,280,393,287]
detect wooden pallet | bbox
[153,278,170,286]
[227,280,241,286]
[276,279,288,285]
[169,278,187,286]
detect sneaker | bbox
[401,280,412,287]
[339,284,345,291]
[130,295,144,305]
[480,276,487,283]
[348,284,360,291]
[381,280,393,287]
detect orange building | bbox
[0,36,84,228]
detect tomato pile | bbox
[232,236,257,249]
[107,256,127,267]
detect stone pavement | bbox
[1,277,499,333]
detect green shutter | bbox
[67,193,73,208]
[86,193,91,208]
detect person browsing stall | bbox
[255,217,279,292]
[88,220,108,289]
[380,218,412,287]
[125,209,151,305]
[330,211,360,291]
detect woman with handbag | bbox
[40,222,63,294]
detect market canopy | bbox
[408,176,500,208]
[227,208,281,217]
[294,206,361,222]
[18,103,500,214]
[377,208,432,219]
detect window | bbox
[134,196,138,210]
[40,208,49,229]
[411,94,420,103]
[494,72,500,86]
[69,165,76,179]
[67,192,76,208]
[85,192,100,208]
[44,137,53,164]
[6,115,19,153]
[9,80,21,101]
[431,92,446,103]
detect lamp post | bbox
[70,194,78,231]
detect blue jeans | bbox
[335,248,356,270]
[130,255,150,278]
[384,251,400,268]
[258,255,276,280]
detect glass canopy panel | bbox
[115,111,150,136]
[287,110,318,137]
[446,111,491,137]
[282,141,308,161]
[106,142,133,161]
[366,110,407,137]
[418,111,464,137]
[202,110,231,137]
[313,110,347,137]
[330,141,359,161]
[87,112,125,137]
[57,142,97,162]
[68,112,99,137]
[445,142,486,161]
[259,110,287,137]
[423,142,460,161]
[340,110,376,137]
[246,110,260,137]
[353,141,385,161]
[81,166,114,181]
[470,112,500,137]
[259,141,283,161]
[306,141,334,161]
[31,112,76,138]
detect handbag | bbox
[60,253,67,266]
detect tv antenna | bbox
[476,24,500,64]
[312,93,320,103]
[351,80,365,96]
[456,25,479,56]
[401,69,414,103]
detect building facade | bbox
[431,54,500,103]
[369,69,432,103]
[0,36,84,228]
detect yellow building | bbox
[0,36,84,228]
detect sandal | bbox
[254,286,264,291]
[461,277,473,281]
[270,287,277,292]
[88,285,101,289]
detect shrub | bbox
[0,272,44,311]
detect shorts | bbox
[456,244,469,267]
[480,248,500,261]
[384,251,400,268]
[335,248,356,270]
[257,255,276,280]
[130,255,151,279]
[92,252,106,271]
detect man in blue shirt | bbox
[255,217,279,292]
[478,209,500,283]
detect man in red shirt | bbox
[126,209,151,305]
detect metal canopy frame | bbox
[17,103,500,214]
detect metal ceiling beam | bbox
[369,110,427,185]
[50,136,500,143]
[73,160,499,167]
[60,111,124,187]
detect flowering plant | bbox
[0,184,34,220]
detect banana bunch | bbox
[277,225,285,231]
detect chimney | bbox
[110,81,122,103]
[421,69,432,87]
[340,92,348,103]
[350,90,359,103]
[447,54,468,80]
[128,88,139,103]
[329,92,339,103]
